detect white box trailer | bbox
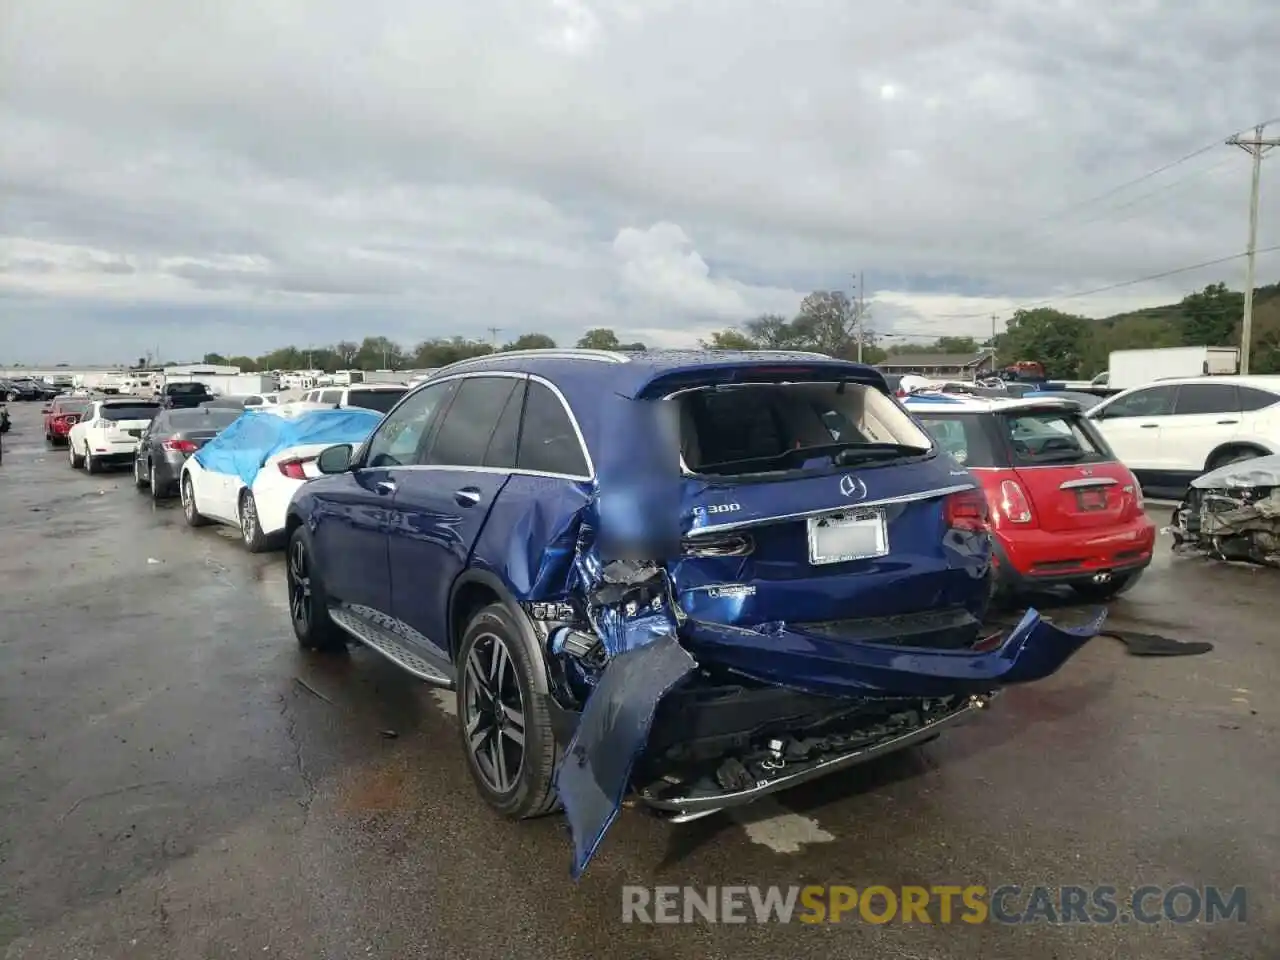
[1107,346,1240,391]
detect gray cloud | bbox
[2,0,1279,362]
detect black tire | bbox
[85,446,102,474]
[1070,569,1144,602]
[286,526,346,652]
[181,473,210,527]
[456,603,560,820]
[149,462,168,501]
[239,490,271,553]
[69,443,84,469]
[133,457,148,489]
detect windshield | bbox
[101,403,161,421]
[347,389,405,413]
[348,370,365,383]
[675,381,932,476]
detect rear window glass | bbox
[347,389,406,413]
[53,400,89,415]
[1001,410,1108,466]
[166,383,209,394]
[101,403,161,421]
[913,414,1002,468]
[168,409,240,429]
[676,381,933,476]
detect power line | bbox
[930,243,1280,323]
[968,114,1280,250]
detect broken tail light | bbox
[997,478,1034,524]
[163,439,199,454]
[681,532,755,558]
[944,488,989,531]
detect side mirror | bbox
[316,443,354,474]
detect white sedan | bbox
[66,397,162,474]
[178,438,332,553]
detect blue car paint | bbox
[287,351,1103,879]
[681,607,1105,698]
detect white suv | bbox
[66,397,162,473]
[284,383,407,415]
[1086,375,1280,496]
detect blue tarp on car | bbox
[192,408,382,488]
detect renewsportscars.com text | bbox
[621,884,1247,925]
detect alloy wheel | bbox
[461,632,526,794]
[288,538,311,628]
[182,478,195,519]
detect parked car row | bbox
[65,350,1143,878]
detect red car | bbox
[906,394,1156,601]
[43,397,90,447]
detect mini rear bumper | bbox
[994,519,1155,587]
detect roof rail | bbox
[434,348,631,375]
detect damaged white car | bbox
[1171,453,1280,566]
[282,349,1104,877]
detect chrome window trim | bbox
[370,369,595,481]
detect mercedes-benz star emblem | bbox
[839,475,867,500]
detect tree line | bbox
[178,280,1280,379]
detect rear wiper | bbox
[1027,451,1086,464]
[834,442,929,465]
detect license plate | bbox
[807,508,888,565]
[1075,489,1108,511]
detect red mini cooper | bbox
[43,397,89,447]
[905,393,1156,601]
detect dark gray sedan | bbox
[132,407,241,500]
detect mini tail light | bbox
[277,458,313,480]
[163,439,199,454]
[997,479,1034,524]
[943,488,989,531]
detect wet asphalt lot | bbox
[1,401,1278,960]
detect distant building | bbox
[163,363,241,376]
[878,350,996,380]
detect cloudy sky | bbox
[3,0,1279,365]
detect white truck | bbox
[1106,346,1240,391]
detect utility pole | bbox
[990,315,998,370]
[486,326,502,348]
[1227,123,1280,374]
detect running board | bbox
[329,605,456,688]
[641,694,993,821]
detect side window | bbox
[425,377,520,467]
[244,396,262,407]
[364,382,456,468]
[483,379,526,469]
[518,381,589,477]
[1099,385,1177,419]
[1238,386,1280,412]
[1171,383,1238,416]
[320,390,342,405]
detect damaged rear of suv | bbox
[285,349,1104,878]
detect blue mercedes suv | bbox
[284,349,1101,876]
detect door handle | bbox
[375,480,397,495]
[1139,423,1158,429]
[1216,419,1238,425]
[454,487,482,507]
